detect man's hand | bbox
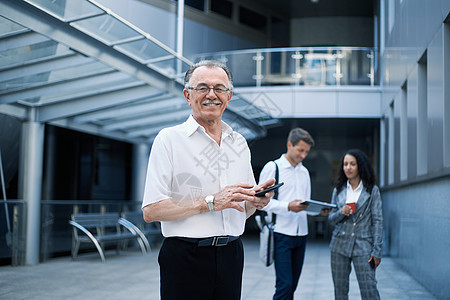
[246,178,277,209]
[213,183,258,212]
[143,183,260,222]
[320,208,331,216]
[288,200,309,212]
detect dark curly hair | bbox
[335,149,376,194]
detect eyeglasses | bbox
[187,86,230,95]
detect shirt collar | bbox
[185,115,201,136]
[185,115,234,142]
[279,154,303,169]
[347,179,363,191]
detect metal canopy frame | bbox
[0,0,277,144]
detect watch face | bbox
[205,195,214,211]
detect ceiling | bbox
[0,0,278,145]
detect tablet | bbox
[301,199,336,208]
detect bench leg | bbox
[130,229,151,252]
[136,237,147,255]
[142,236,151,253]
[117,238,147,255]
[72,239,80,260]
[92,240,106,262]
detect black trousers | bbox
[158,237,244,300]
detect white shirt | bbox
[258,154,311,236]
[346,180,363,204]
[142,115,256,238]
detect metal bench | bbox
[120,211,162,252]
[69,212,147,262]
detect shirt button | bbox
[342,232,345,235]
[351,233,355,236]
[353,223,356,226]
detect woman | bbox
[328,149,383,300]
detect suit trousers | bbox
[158,237,244,300]
[273,233,307,300]
[331,251,380,300]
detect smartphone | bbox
[369,259,375,269]
[255,182,284,197]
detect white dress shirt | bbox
[142,115,256,238]
[346,180,363,204]
[258,154,311,236]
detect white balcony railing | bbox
[194,47,377,87]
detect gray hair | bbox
[288,128,315,147]
[184,60,233,90]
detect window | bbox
[211,0,232,19]
[388,101,395,184]
[417,51,427,175]
[184,0,204,11]
[239,6,267,31]
[400,81,407,181]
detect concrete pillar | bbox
[130,143,150,206]
[20,121,45,265]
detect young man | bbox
[259,128,329,300]
[142,60,275,300]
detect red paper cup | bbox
[347,202,356,214]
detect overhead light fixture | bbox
[311,0,319,3]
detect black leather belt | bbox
[176,236,239,247]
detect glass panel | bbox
[71,14,141,45]
[195,53,257,87]
[115,39,172,63]
[1,61,111,93]
[342,49,373,85]
[0,40,72,69]
[0,16,26,36]
[21,75,140,105]
[301,51,335,85]
[148,58,191,79]
[229,53,258,87]
[175,60,191,80]
[25,0,103,21]
[263,51,299,85]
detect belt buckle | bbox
[213,236,229,246]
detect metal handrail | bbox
[197,46,376,56]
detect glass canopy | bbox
[0,0,275,143]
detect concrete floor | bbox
[0,235,437,300]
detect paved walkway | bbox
[0,235,437,300]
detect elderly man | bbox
[142,60,275,300]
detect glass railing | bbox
[1,200,25,266]
[194,47,377,87]
[1,199,144,265]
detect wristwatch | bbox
[205,195,214,212]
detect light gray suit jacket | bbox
[328,185,383,258]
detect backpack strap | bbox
[271,161,279,225]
